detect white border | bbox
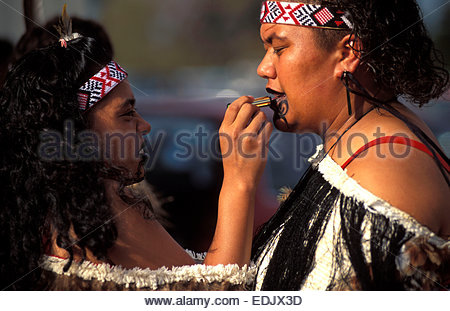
[41,255,256,290]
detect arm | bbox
[203,96,273,266]
[344,142,450,235]
[106,97,272,269]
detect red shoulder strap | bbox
[341,136,450,172]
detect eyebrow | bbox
[118,98,136,111]
[261,33,287,44]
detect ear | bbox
[333,34,362,79]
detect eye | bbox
[273,46,286,55]
[121,108,137,117]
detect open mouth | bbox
[139,147,146,156]
[266,89,287,109]
[266,89,289,127]
[273,93,287,107]
[136,145,148,180]
[269,93,287,114]
[138,144,149,161]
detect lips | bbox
[269,93,287,112]
[138,143,149,161]
[265,88,286,108]
[273,93,286,106]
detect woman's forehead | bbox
[260,23,309,43]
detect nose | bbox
[257,51,276,80]
[137,114,151,136]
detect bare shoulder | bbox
[330,104,450,236]
[343,142,449,235]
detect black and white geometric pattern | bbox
[260,1,353,30]
[292,4,321,27]
[261,1,283,23]
[77,61,128,111]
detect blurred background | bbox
[1,0,449,251]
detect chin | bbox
[134,157,147,181]
[137,166,145,181]
[115,159,144,183]
[273,115,294,133]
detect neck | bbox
[321,71,393,152]
[321,93,371,153]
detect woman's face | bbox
[258,24,340,133]
[87,79,151,180]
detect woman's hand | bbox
[203,96,273,267]
[219,96,273,188]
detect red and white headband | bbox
[77,61,128,111]
[260,1,353,30]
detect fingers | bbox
[222,96,254,126]
[245,110,267,134]
[259,120,273,144]
[233,103,260,131]
[220,96,273,155]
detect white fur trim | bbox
[41,255,256,290]
[308,144,325,164]
[311,145,444,240]
[255,145,446,290]
[185,249,207,263]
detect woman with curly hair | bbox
[231,0,450,290]
[0,16,272,289]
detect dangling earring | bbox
[340,71,352,116]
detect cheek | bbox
[281,53,332,99]
[88,113,140,168]
[277,53,305,88]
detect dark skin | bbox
[250,22,450,238]
[51,79,273,268]
[86,79,195,268]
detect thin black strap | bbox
[323,106,376,158]
[343,72,449,185]
[377,105,449,185]
[346,72,448,161]
[378,104,449,164]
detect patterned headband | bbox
[260,1,353,30]
[77,61,128,111]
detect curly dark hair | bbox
[0,37,129,290]
[0,38,13,85]
[279,0,449,106]
[11,16,114,65]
